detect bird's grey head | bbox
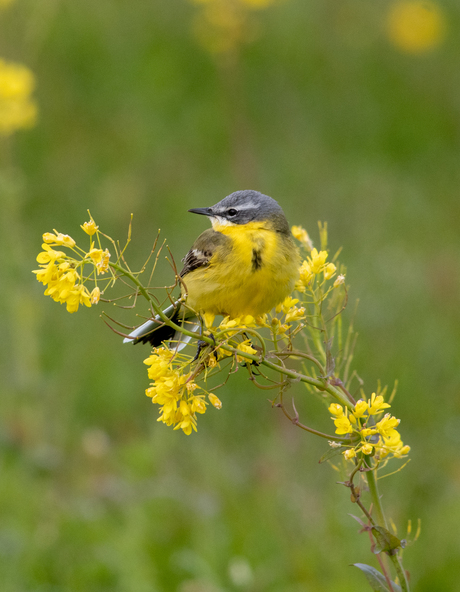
[188,190,290,233]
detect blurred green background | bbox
[1,0,460,590]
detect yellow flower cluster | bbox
[329,393,410,461]
[33,219,109,313]
[189,0,279,54]
[0,58,37,136]
[275,296,306,323]
[144,347,222,435]
[296,248,337,290]
[218,314,257,334]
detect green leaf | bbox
[318,446,343,463]
[352,563,401,592]
[372,526,402,554]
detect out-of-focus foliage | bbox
[1,0,460,590]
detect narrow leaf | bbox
[352,563,401,592]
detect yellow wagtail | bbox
[125,190,300,347]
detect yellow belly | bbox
[182,223,299,318]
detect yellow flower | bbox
[291,225,313,249]
[59,284,91,313]
[368,393,391,415]
[206,354,218,368]
[186,381,198,393]
[144,347,173,381]
[236,341,257,362]
[0,59,37,136]
[191,395,207,414]
[334,415,353,435]
[360,443,374,455]
[376,414,400,438]
[208,393,222,409]
[276,296,299,314]
[89,247,111,274]
[397,445,411,457]
[254,314,269,327]
[353,399,368,418]
[90,287,101,304]
[299,260,313,286]
[97,248,110,274]
[219,315,256,335]
[328,403,343,417]
[81,219,99,236]
[361,427,378,437]
[324,262,337,280]
[343,448,356,460]
[32,261,57,285]
[285,306,305,323]
[386,0,446,54]
[44,270,78,302]
[42,231,76,248]
[89,248,103,264]
[36,243,65,264]
[308,248,328,274]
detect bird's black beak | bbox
[188,207,213,216]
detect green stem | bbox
[366,468,410,592]
[389,554,410,592]
[366,467,387,528]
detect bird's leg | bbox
[192,321,217,363]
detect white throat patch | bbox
[210,216,236,229]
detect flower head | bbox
[298,260,313,286]
[328,403,344,417]
[81,219,99,236]
[42,231,76,248]
[324,262,337,280]
[334,415,353,435]
[368,393,391,415]
[333,393,410,463]
[208,393,222,409]
[309,248,328,274]
[291,225,313,249]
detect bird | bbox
[124,189,300,348]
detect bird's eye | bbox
[227,208,237,216]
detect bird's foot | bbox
[192,332,216,362]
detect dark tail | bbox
[124,303,181,347]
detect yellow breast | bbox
[183,221,299,318]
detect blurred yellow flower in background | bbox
[189,0,281,54]
[0,0,15,9]
[241,0,276,8]
[0,58,37,135]
[386,0,446,54]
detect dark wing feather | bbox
[180,228,231,277]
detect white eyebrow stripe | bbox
[215,201,258,213]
